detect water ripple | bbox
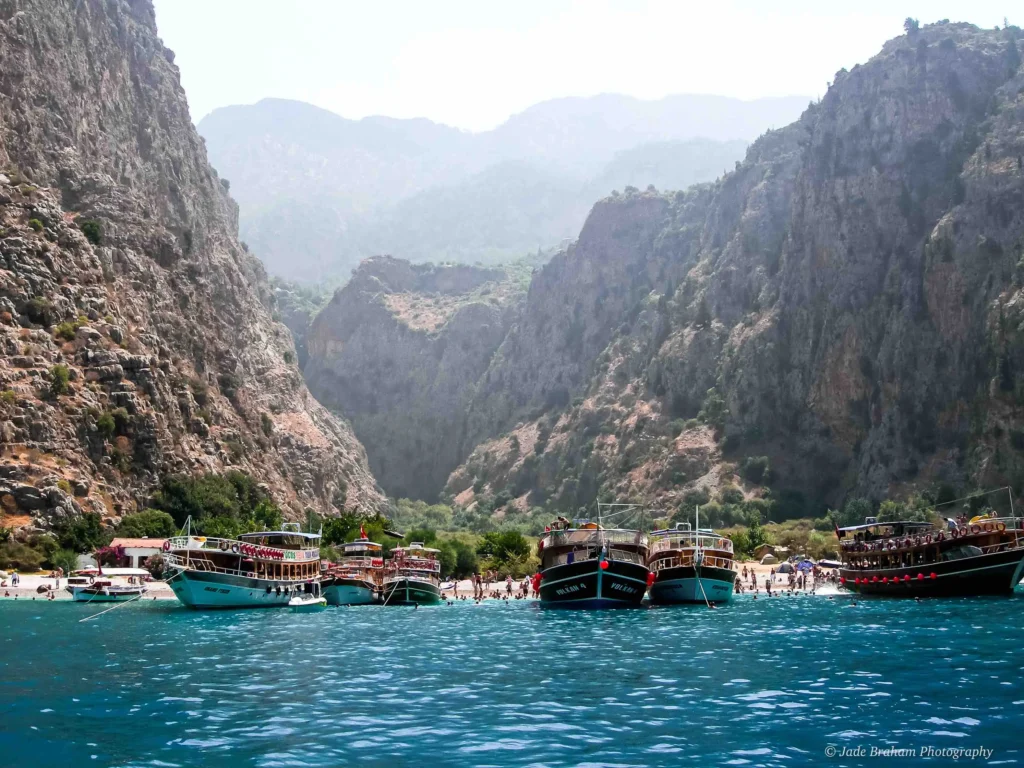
[1,595,1023,766]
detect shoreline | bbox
[1,560,844,603]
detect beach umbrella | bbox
[797,560,814,571]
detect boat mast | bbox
[1010,487,1019,548]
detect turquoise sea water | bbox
[1,595,1023,768]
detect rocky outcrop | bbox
[305,257,524,499]
[443,22,1024,515]
[305,21,1024,518]
[0,0,384,530]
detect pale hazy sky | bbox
[153,1,1013,131]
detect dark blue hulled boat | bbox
[536,508,650,608]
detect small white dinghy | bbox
[288,593,327,611]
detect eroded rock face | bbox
[0,0,384,528]
[305,257,521,499]
[305,22,1024,516]
[445,22,1024,513]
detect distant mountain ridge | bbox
[198,94,807,281]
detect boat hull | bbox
[841,547,1024,597]
[168,569,315,609]
[538,558,648,608]
[649,565,735,604]
[382,578,441,606]
[323,578,378,606]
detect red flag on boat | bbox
[834,521,841,539]
[360,524,367,539]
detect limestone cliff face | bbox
[0,0,384,530]
[443,22,1024,514]
[305,257,523,500]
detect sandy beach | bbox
[0,572,177,601]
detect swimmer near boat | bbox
[535,503,650,608]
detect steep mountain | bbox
[197,96,806,281]
[306,21,1024,520]
[0,0,384,532]
[305,258,530,499]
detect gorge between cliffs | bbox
[2,5,1024,545]
[300,21,1024,527]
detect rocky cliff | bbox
[306,21,1024,519]
[305,257,528,499]
[0,0,384,532]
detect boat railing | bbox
[331,556,383,569]
[650,554,734,572]
[388,560,441,573]
[840,521,1024,554]
[544,546,646,567]
[165,535,319,562]
[650,535,733,554]
[385,572,439,583]
[841,538,1023,569]
[163,552,320,582]
[542,529,649,549]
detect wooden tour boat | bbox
[164,520,323,609]
[536,503,650,608]
[838,510,1024,597]
[648,509,735,605]
[382,542,442,605]
[323,529,384,606]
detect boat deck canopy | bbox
[238,531,321,539]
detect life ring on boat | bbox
[162,540,171,552]
[925,534,933,545]
[219,541,229,552]
[970,525,981,535]
[231,544,240,554]
[997,522,1006,532]
[913,537,921,547]
[904,538,911,548]
[983,522,995,533]
[938,531,946,542]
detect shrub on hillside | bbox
[79,219,103,246]
[53,512,109,553]
[149,471,284,535]
[117,509,177,538]
[48,364,71,397]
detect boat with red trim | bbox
[322,531,384,606]
[164,521,323,609]
[536,507,650,608]
[838,516,1024,597]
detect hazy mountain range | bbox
[198,95,807,281]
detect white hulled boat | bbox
[66,567,151,602]
[164,522,322,609]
